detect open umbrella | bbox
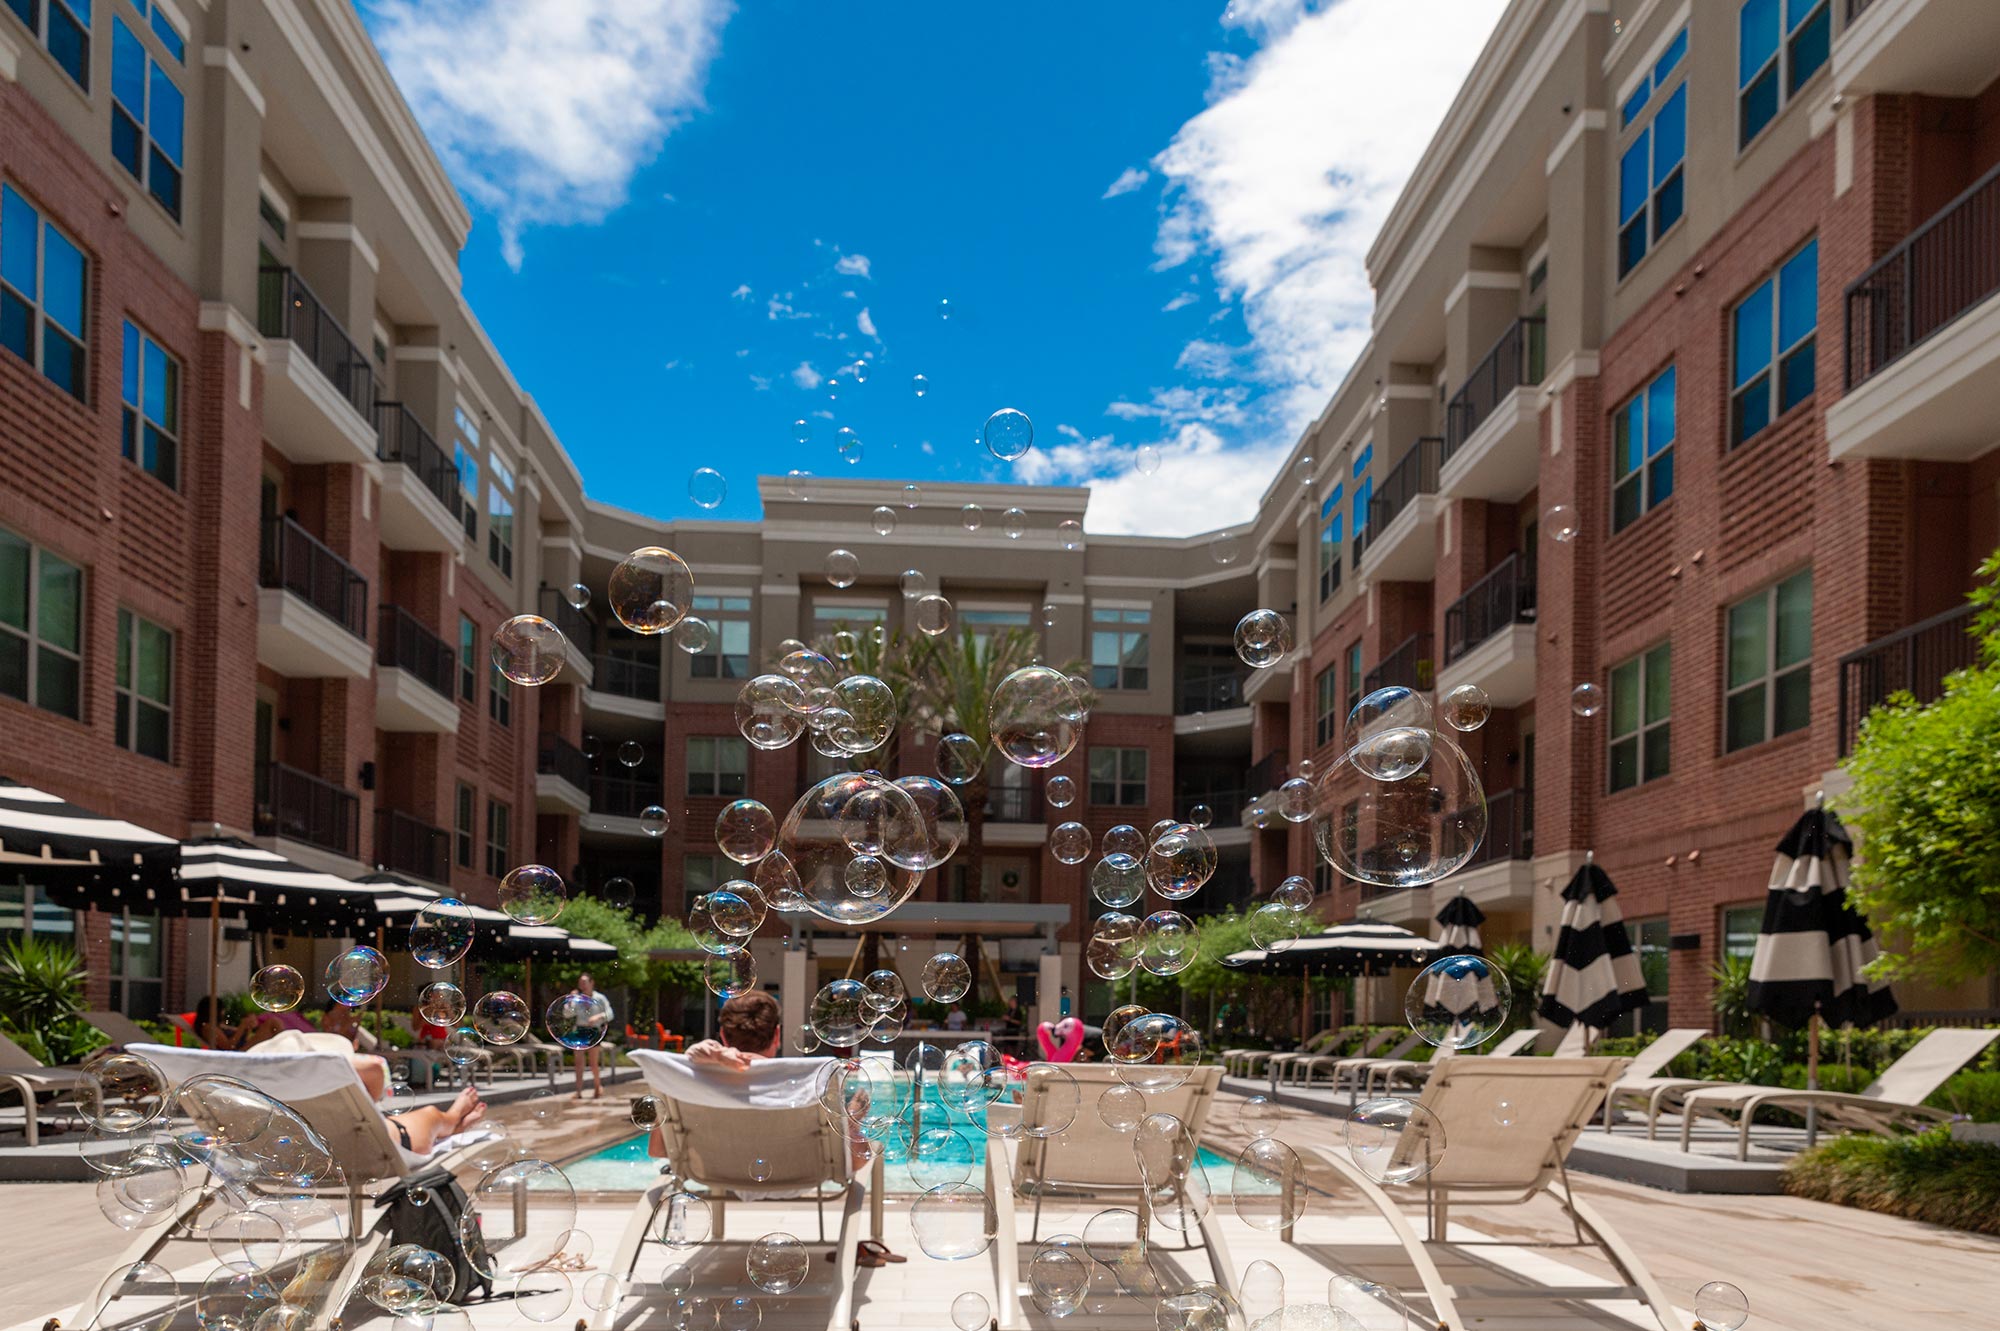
[1539,859,1649,1039]
[0,778,178,908]
[1432,892,1486,953]
[1422,893,1498,1048]
[1231,921,1442,1034]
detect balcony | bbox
[1834,0,2000,100]
[1178,673,1247,713]
[585,773,663,838]
[585,650,666,727]
[1357,438,1443,583]
[1439,316,1545,503]
[1460,787,1534,871]
[257,516,372,680]
[1436,553,1538,709]
[1830,163,2000,463]
[984,786,1046,823]
[375,808,449,884]
[1244,753,1286,799]
[537,586,597,686]
[374,402,465,552]
[257,761,359,859]
[535,735,592,815]
[595,653,662,702]
[375,605,459,733]
[255,266,378,467]
[1362,787,1534,916]
[1363,632,1434,696]
[1836,604,1977,756]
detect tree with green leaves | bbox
[1844,551,2000,987]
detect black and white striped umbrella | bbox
[1425,893,1496,1025]
[177,838,391,935]
[1539,862,1649,1032]
[1746,808,1896,1030]
[1229,921,1442,975]
[0,778,178,906]
[1432,892,1486,952]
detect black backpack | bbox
[375,1166,494,1305]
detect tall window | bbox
[115,609,172,762]
[1723,904,1764,959]
[454,783,474,869]
[121,321,180,487]
[486,454,514,576]
[1344,640,1363,716]
[689,594,751,678]
[686,735,748,797]
[1725,570,1812,751]
[453,407,480,540]
[1,185,89,400]
[458,615,476,700]
[5,0,90,89]
[0,527,82,718]
[1089,747,1148,806]
[1731,240,1817,446]
[1090,606,1150,691]
[107,909,162,1017]
[485,799,511,878]
[1314,664,1339,746]
[1608,643,1669,792]
[133,1,186,63]
[1617,45,1686,276]
[682,853,722,913]
[488,665,512,727]
[111,18,185,218]
[1182,642,1241,711]
[1628,915,1670,1035]
[1318,485,1344,601]
[1739,0,1830,148]
[1612,366,1675,532]
[1350,445,1374,542]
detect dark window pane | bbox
[1613,477,1640,533]
[115,695,130,749]
[1,291,31,363]
[0,635,23,700]
[149,154,182,220]
[1609,737,1638,792]
[1654,169,1684,237]
[1732,377,1771,446]
[1090,663,1116,690]
[1619,218,1646,277]
[5,1,36,35]
[48,9,86,88]
[36,651,79,717]
[1648,449,1674,506]
[1644,721,1671,779]
[112,108,143,176]
[1741,67,1779,146]
[1789,8,1830,93]
[44,328,84,399]
[137,702,170,761]
[1774,668,1811,737]
[1726,686,1767,751]
[1779,340,1816,414]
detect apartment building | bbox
[0,0,1993,1032]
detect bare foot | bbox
[443,1086,482,1133]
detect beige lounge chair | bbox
[1301,1031,1424,1094]
[1308,1055,1679,1331]
[1676,1027,2000,1160]
[1274,1028,1391,1087]
[1593,1027,1709,1129]
[606,1050,868,1331]
[0,1029,84,1147]
[1226,1026,1348,1078]
[1368,1027,1538,1095]
[80,1009,160,1050]
[988,1062,1233,1330]
[1259,1027,1362,1083]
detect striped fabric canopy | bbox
[177,838,395,934]
[1433,892,1487,952]
[1538,862,1650,1031]
[1746,808,1897,1030]
[1426,893,1495,1020]
[1230,921,1442,976]
[357,870,619,960]
[0,778,180,910]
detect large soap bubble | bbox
[466,1160,576,1276]
[1232,1137,1308,1232]
[1404,953,1512,1050]
[547,991,613,1049]
[409,897,475,968]
[417,980,467,1027]
[716,800,778,864]
[921,952,972,1002]
[1145,823,1216,900]
[1234,609,1293,668]
[324,946,389,1006]
[1139,910,1197,976]
[831,674,897,753]
[773,771,926,924]
[498,864,567,925]
[490,615,566,685]
[76,1050,168,1131]
[990,666,1084,769]
[1312,732,1486,889]
[1107,1013,1201,1091]
[1248,901,1301,952]
[472,991,531,1044]
[1345,685,1435,782]
[809,979,871,1047]
[737,674,807,750]
[883,775,967,871]
[747,1233,811,1294]
[910,1182,994,1260]
[1085,912,1141,980]
[607,547,695,635]
[1694,1281,1751,1331]
[1091,853,1145,908]
[249,964,305,1012]
[1344,1099,1445,1185]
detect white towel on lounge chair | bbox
[632,1050,828,1110]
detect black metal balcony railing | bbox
[256,266,375,422]
[1244,753,1286,797]
[258,761,359,858]
[537,734,591,791]
[1365,437,1444,540]
[1844,160,2000,391]
[260,515,368,639]
[1178,673,1247,713]
[374,401,464,523]
[1458,786,1535,872]
[377,604,456,699]
[590,772,663,819]
[376,807,450,883]
[537,585,597,659]
[1183,788,1248,825]
[984,786,1045,823]
[1363,632,1434,695]
[1837,604,1978,756]
[594,652,662,702]
[1443,552,1538,666]
[1443,315,1547,464]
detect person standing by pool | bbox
[570,972,613,1099]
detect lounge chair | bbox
[1676,1027,2000,1160]
[1593,1027,1709,1129]
[605,1050,869,1331]
[0,1029,84,1147]
[1307,1055,1679,1331]
[987,1062,1233,1330]
[1273,1028,1391,1088]
[1225,1026,1347,1078]
[1300,1031,1425,1094]
[1368,1027,1538,1096]
[80,1009,160,1051]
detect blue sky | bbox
[361,1,1503,534]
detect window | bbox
[1731,240,1817,446]
[134,0,185,63]
[258,191,288,241]
[453,408,480,540]
[1608,643,1669,792]
[488,665,511,727]
[1723,904,1764,959]
[1090,606,1150,691]
[1739,0,1830,148]
[120,321,180,487]
[458,616,476,700]
[686,735,748,797]
[1725,570,1812,751]
[0,527,82,718]
[689,595,750,678]
[1,185,89,400]
[0,881,76,943]
[1620,27,1687,127]
[813,601,887,642]
[683,853,722,913]
[1617,59,1686,276]
[1627,915,1670,1036]
[111,18,185,219]
[485,799,511,878]
[1314,664,1339,746]
[486,454,514,576]
[1344,640,1363,716]
[106,909,162,1018]
[1612,366,1675,532]
[1350,445,1374,540]
[1317,486,1344,601]
[115,609,172,761]
[5,0,90,89]
[454,783,474,869]
[1182,642,1241,710]
[1089,747,1148,807]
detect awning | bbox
[0,778,178,907]
[1228,921,1443,976]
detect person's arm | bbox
[686,1039,759,1071]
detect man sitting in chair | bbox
[681,990,781,1070]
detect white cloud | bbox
[1102,166,1151,199]
[729,283,752,300]
[1176,339,1242,377]
[920,441,935,455]
[748,374,772,391]
[734,347,750,357]
[1162,291,1199,312]
[1104,386,1250,427]
[857,308,879,339]
[368,0,732,269]
[1019,420,1291,537]
[790,362,823,390]
[1221,0,1312,39]
[834,254,873,278]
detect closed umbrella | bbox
[1746,805,1896,1142]
[1539,859,1649,1039]
[1422,893,1498,1048]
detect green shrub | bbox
[1709,955,1755,1038]
[1783,1127,2000,1235]
[1930,1069,2000,1122]
[1780,1062,1876,1095]
[0,935,85,1032]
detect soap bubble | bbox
[444,1027,482,1067]
[936,732,984,784]
[1571,681,1603,717]
[1248,902,1301,952]
[513,1271,573,1322]
[1030,1239,1090,1309]
[791,420,811,445]
[823,548,859,589]
[1694,1281,1750,1331]
[249,964,305,1012]
[1492,1099,1516,1127]
[607,547,695,635]
[582,1273,631,1314]
[490,615,566,685]
[1086,912,1141,980]
[1235,610,1293,668]
[1051,821,1091,864]
[1346,685,1435,779]
[922,953,972,1003]
[76,1052,168,1132]
[658,1191,712,1247]
[1132,1112,1211,1225]
[1146,824,1217,900]
[417,981,466,1028]
[810,979,870,1047]
[409,897,474,968]
[1046,774,1076,808]
[983,408,1034,461]
[1140,911,1197,976]
[1187,803,1212,830]
[952,1291,991,1331]
[1405,953,1512,1049]
[1273,875,1314,912]
[716,800,777,863]
[991,665,1084,769]
[1277,777,1315,822]
[1097,1084,1146,1131]
[707,881,769,936]
[499,863,567,924]
[639,805,671,837]
[1135,444,1162,475]
[745,1233,810,1295]
[1211,532,1242,566]
[909,1126,975,1189]
[471,991,530,1044]
[1109,1013,1202,1091]
[1057,519,1085,551]
[1091,853,1145,908]
[1441,683,1491,731]
[630,1096,660,1128]
[960,503,984,532]
[84,1262,181,1331]
[324,946,389,1007]
[197,1268,277,1329]
[1544,504,1580,543]
[871,505,898,536]
[899,482,921,508]
[675,617,713,655]
[705,950,758,999]
[547,991,613,1049]
[1102,824,1145,857]
[617,739,644,767]
[1021,1063,1081,1137]
[562,582,591,612]
[863,968,906,1011]
[1232,1138,1307,1232]
[772,771,928,923]
[884,775,967,871]
[911,1182,994,1260]
[1002,506,1028,539]
[207,1207,292,1273]
[915,593,954,636]
[1242,1095,1278,1137]
[836,427,863,465]
[689,467,727,509]
[845,854,889,897]
[1312,733,1487,890]
[1345,1099,1445,1184]
[737,674,807,750]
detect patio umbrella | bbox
[1746,805,1897,1139]
[1538,859,1649,1038]
[1431,892,1486,953]
[1422,893,1498,1048]
[0,777,178,908]
[1235,920,1443,1032]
